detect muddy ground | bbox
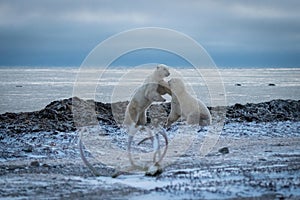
[0,98,300,199]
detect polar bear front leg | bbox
[165,112,180,128]
[165,94,181,127]
[145,87,166,102]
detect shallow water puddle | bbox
[96,173,186,190]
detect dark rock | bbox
[235,83,242,86]
[145,164,163,177]
[31,125,41,132]
[30,160,40,167]
[6,113,17,119]
[259,158,267,161]
[22,145,33,153]
[0,98,299,135]
[268,83,276,86]
[42,163,50,167]
[226,99,300,123]
[233,103,244,109]
[218,147,229,154]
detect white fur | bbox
[123,64,170,126]
[166,78,212,127]
[145,64,170,83]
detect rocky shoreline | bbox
[0,97,299,134]
[1,98,300,199]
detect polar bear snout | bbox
[161,68,170,77]
[165,70,170,77]
[156,64,170,77]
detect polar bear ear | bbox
[156,65,160,69]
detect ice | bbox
[1,67,300,113]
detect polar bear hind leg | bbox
[199,113,211,126]
[124,101,140,126]
[137,111,147,125]
[187,111,211,126]
[186,112,201,125]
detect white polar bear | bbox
[123,64,171,126]
[166,78,212,127]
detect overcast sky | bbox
[0,0,299,68]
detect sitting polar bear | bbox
[123,64,171,126]
[166,78,212,127]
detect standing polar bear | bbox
[123,64,171,126]
[166,78,212,127]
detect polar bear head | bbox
[168,78,186,95]
[155,64,170,78]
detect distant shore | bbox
[0,97,299,134]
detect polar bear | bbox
[144,64,172,96]
[165,78,212,127]
[123,64,171,126]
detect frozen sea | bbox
[0,67,300,114]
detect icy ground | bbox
[1,121,300,199]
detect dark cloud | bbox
[0,0,299,67]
